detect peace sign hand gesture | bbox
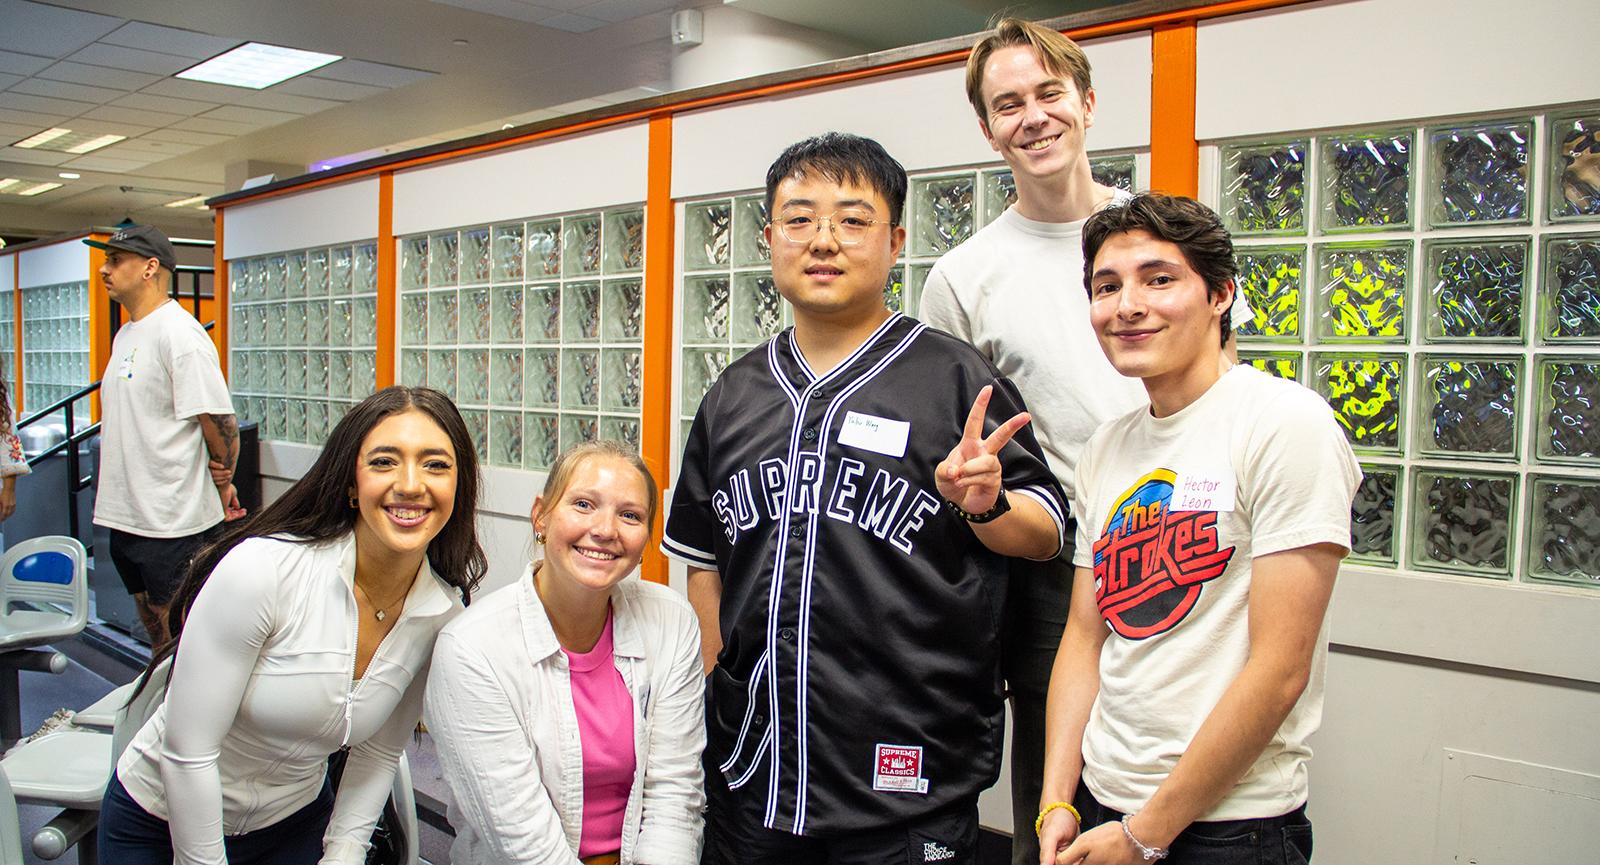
[935,385,1032,515]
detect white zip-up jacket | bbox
[425,568,705,865]
[116,533,464,865]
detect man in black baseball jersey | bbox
[663,133,1068,864]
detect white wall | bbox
[223,177,380,260]
[671,4,872,92]
[18,238,89,289]
[0,253,13,293]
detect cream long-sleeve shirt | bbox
[116,533,463,865]
[425,569,705,865]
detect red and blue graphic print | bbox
[1091,469,1235,640]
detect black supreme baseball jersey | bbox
[663,313,1067,836]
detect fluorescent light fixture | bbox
[64,134,126,154]
[164,194,208,208]
[17,182,62,196]
[177,42,341,90]
[58,172,80,179]
[0,178,19,191]
[14,127,72,149]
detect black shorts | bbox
[108,526,220,606]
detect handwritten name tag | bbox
[837,411,910,458]
[1170,467,1236,513]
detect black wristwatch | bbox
[945,487,1011,523]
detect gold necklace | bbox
[353,579,408,622]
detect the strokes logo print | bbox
[1092,469,1235,639]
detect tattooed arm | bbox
[197,412,246,520]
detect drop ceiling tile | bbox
[110,92,218,116]
[82,104,186,127]
[10,77,124,104]
[201,105,300,126]
[169,115,258,136]
[523,0,593,11]
[0,121,38,139]
[311,59,435,89]
[429,0,553,24]
[60,153,153,172]
[0,72,19,90]
[0,0,123,58]
[0,106,68,127]
[272,76,386,102]
[140,77,259,104]
[36,60,161,90]
[100,21,240,61]
[66,43,193,76]
[60,117,153,138]
[0,50,53,76]
[101,137,199,157]
[0,146,70,166]
[579,0,678,24]
[0,91,97,118]
[144,127,232,147]
[536,12,606,32]
[241,92,341,115]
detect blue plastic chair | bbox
[0,537,88,652]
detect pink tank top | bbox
[563,610,636,858]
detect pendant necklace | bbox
[354,579,407,622]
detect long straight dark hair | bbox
[130,386,487,698]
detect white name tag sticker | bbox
[837,411,910,459]
[1170,467,1236,513]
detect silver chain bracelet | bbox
[1121,815,1169,861]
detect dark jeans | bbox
[1074,782,1313,865]
[98,771,334,865]
[1003,535,1075,865]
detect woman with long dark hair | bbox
[99,386,487,865]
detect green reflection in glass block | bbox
[686,200,732,270]
[1547,111,1600,222]
[1350,463,1400,566]
[1540,233,1600,341]
[911,175,975,257]
[604,208,645,274]
[525,349,560,409]
[1234,246,1302,340]
[884,266,905,313]
[684,276,730,343]
[1416,355,1520,458]
[1090,154,1136,193]
[733,196,770,267]
[460,408,489,463]
[683,348,730,414]
[561,414,599,451]
[1410,470,1515,578]
[526,220,562,277]
[1536,357,1600,464]
[490,410,522,468]
[1240,351,1300,382]
[1222,140,1306,234]
[429,231,459,287]
[524,413,560,471]
[1423,237,1526,341]
[1427,121,1531,226]
[1321,130,1412,231]
[1526,475,1600,588]
[525,286,561,344]
[603,279,643,343]
[1313,352,1403,452]
[1317,243,1408,341]
[563,214,602,276]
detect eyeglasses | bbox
[769,208,887,245]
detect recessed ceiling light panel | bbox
[12,128,128,154]
[164,195,208,208]
[177,42,342,90]
[16,182,62,197]
[14,128,72,149]
[0,178,20,191]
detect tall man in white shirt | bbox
[88,225,244,647]
[917,18,1251,864]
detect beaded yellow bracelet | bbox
[1034,801,1082,836]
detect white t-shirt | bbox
[1070,365,1361,820]
[94,300,233,537]
[920,199,1253,501]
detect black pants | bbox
[702,786,980,865]
[98,772,333,865]
[1074,782,1313,864]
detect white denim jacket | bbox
[425,567,705,865]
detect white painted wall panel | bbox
[0,254,13,293]
[673,32,1151,199]
[1197,0,1599,140]
[393,123,650,235]
[19,238,89,288]
[224,177,380,260]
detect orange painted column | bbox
[9,255,19,414]
[85,232,111,422]
[375,172,396,389]
[213,211,229,377]
[639,113,676,585]
[1149,21,1200,197]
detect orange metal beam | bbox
[214,212,229,378]
[639,113,675,585]
[1150,21,1200,196]
[375,172,396,389]
[85,232,110,422]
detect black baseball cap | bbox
[84,224,177,272]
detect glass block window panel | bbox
[732,274,783,344]
[1090,154,1137,192]
[911,175,975,257]
[490,410,522,468]
[1411,470,1516,578]
[525,412,560,470]
[562,281,601,343]
[563,214,602,277]
[683,276,731,343]
[1351,464,1400,566]
[1416,355,1521,458]
[1222,139,1307,234]
[1314,353,1404,453]
[1428,121,1531,226]
[603,279,644,342]
[733,195,770,267]
[18,281,91,430]
[401,236,428,290]
[492,224,524,283]
[526,286,561,343]
[884,266,906,313]
[1316,243,1409,340]
[1423,237,1527,341]
[1536,357,1600,464]
[1234,246,1303,340]
[1526,476,1600,588]
[1322,130,1412,231]
[525,349,560,408]
[604,208,645,273]
[983,169,1017,219]
[462,227,493,285]
[1548,111,1600,221]
[1539,233,1600,341]
[430,231,460,287]
[686,201,733,270]
[527,220,562,277]
[1240,351,1300,382]
[683,348,731,415]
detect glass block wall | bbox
[1,282,14,406]
[396,206,646,471]
[20,280,90,429]
[228,243,380,444]
[1222,107,1600,588]
[678,154,1139,441]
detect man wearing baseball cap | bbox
[87,224,243,648]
